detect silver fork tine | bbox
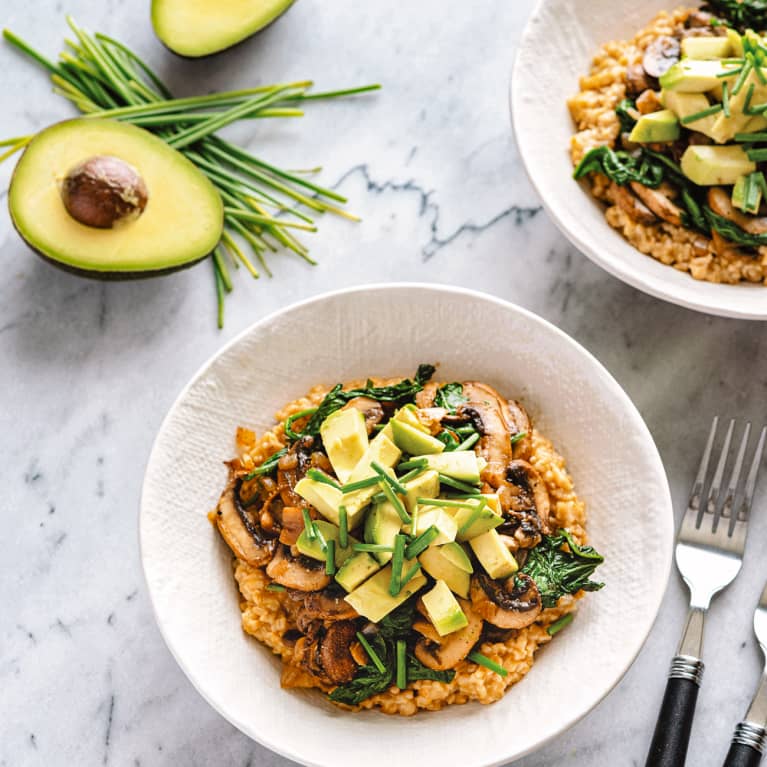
[704,418,734,527]
[737,425,767,524]
[718,422,750,534]
[690,416,718,526]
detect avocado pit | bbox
[61,155,148,229]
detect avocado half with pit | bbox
[9,118,224,278]
[151,0,296,58]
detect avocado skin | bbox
[151,0,297,59]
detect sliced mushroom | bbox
[626,64,654,97]
[298,585,360,622]
[496,460,551,546]
[685,9,715,28]
[415,380,439,408]
[630,182,684,226]
[215,478,276,566]
[276,435,314,506]
[414,598,483,671]
[642,35,680,79]
[711,230,751,261]
[470,573,542,630]
[279,506,305,546]
[266,544,331,591]
[342,396,385,435]
[610,182,658,225]
[708,187,767,235]
[412,618,443,645]
[506,399,533,460]
[319,620,359,684]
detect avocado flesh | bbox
[152,0,296,57]
[629,110,679,143]
[9,119,223,276]
[681,144,756,185]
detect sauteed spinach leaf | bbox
[704,0,767,30]
[615,98,638,133]
[434,382,467,412]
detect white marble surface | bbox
[2,1,767,765]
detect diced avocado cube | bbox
[681,36,732,60]
[681,144,756,186]
[342,432,402,519]
[344,558,426,622]
[320,408,369,484]
[727,28,744,58]
[296,519,357,565]
[733,174,762,214]
[363,500,403,564]
[661,91,719,139]
[391,419,445,455]
[446,498,504,542]
[419,546,471,598]
[410,505,458,545]
[392,404,426,431]
[440,541,473,574]
[294,477,345,525]
[660,59,733,92]
[628,110,680,144]
[470,529,518,579]
[403,469,440,514]
[335,551,381,592]
[416,451,480,483]
[421,580,468,636]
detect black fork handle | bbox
[645,656,704,767]
[722,722,766,767]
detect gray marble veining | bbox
[2,1,767,765]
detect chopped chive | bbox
[510,431,528,446]
[457,506,484,536]
[410,506,419,537]
[754,57,767,85]
[680,103,723,125]
[735,130,767,142]
[723,81,731,118]
[380,480,411,523]
[342,475,381,493]
[306,468,341,490]
[372,422,386,432]
[338,505,348,548]
[547,613,574,636]
[744,83,757,114]
[417,497,480,509]
[732,59,753,96]
[398,465,426,483]
[356,631,386,674]
[717,66,743,78]
[353,543,394,553]
[372,461,408,494]
[396,639,407,689]
[284,407,318,440]
[325,540,336,574]
[455,432,480,451]
[747,148,767,161]
[396,458,428,472]
[389,535,405,596]
[400,561,422,588]
[438,473,481,494]
[314,523,327,551]
[455,425,476,435]
[243,447,288,478]
[371,491,386,504]
[404,526,439,559]
[468,651,508,677]
[266,583,286,592]
[301,508,316,539]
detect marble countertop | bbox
[3,1,767,765]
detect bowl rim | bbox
[139,282,674,766]
[509,0,767,321]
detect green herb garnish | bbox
[355,631,387,674]
[285,408,319,440]
[434,382,467,413]
[723,80,731,117]
[266,583,286,592]
[680,103,723,124]
[325,540,336,575]
[389,535,405,596]
[397,458,429,472]
[244,447,287,479]
[372,461,408,494]
[396,640,407,689]
[380,480,410,524]
[438,473,480,494]
[306,468,341,490]
[468,651,508,678]
[353,543,395,553]
[342,475,382,493]
[614,97,637,132]
[547,613,575,636]
[510,431,528,446]
[455,432,480,452]
[573,145,665,187]
[301,508,316,539]
[404,526,440,559]
[338,505,349,548]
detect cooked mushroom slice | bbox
[415,380,439,408]
[626,64,654,97]
[708,187,767,235]
[506,399,533,460]
[320,620,359,684]
[629,182,683,226]
[496,460,551,544]
[414,598,483,671]
[266,544,331,591]
[342,396,385,435]
[610,182,658,225]
[215,478,276,566]
[642,36,680,79]
[470,573,542,630]
[298,584,360,622]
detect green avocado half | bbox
[151,0,296,58]
[8,118,224,278]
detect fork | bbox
[645,418,766,767]
[722,573,767,767]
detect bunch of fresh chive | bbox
[1,17,380,326]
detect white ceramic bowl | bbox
[140,284,673,767]
[511,0,767,320]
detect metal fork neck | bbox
[677,607,705,661]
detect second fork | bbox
[645,418,766,767]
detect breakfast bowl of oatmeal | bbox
[512,0,767,318]
[140,284,672,766]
